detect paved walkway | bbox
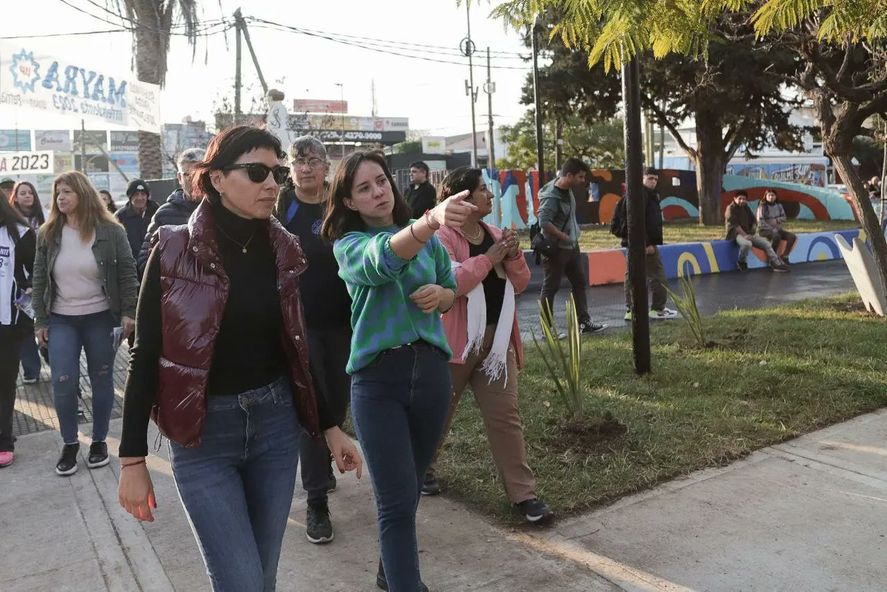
[3,410,886,591]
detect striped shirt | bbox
[334,224,456,373]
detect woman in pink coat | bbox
[425,167,552,524]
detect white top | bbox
[51,225,110,316]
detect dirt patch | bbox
[828,299,873,315]
[542,411,627,454]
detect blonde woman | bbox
[32,171,138,476]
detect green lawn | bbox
[434,294,887,524]
[519,220,859,251]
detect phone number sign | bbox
[0,150,54,175]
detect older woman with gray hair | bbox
[136,147,206,276]
[275,135,353,546]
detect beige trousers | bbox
[431,325,537,504]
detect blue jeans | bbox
[48,311,115,444]
[20,333,41,380]
[169,377,301,592]
[351,342,452,592]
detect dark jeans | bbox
[624,249,668,311]
[20,333,41,380]
[0,325,25,452]
[169,376,301,592]
[48,311,115,444]
[351,342,452,592]
[540,246,591,325]
[759,228,797,258]
[301,326,351,504]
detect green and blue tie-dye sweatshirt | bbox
[333,225,457,374]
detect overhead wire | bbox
[56,0,231,37]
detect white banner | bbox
[0,43,161,133]
[0,150,54,175]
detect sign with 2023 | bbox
[0,150,54,174]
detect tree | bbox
[511,9,803,224]
[114,0,201,179]
[489,0,887,291]
[499,112,625,171]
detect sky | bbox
[2,0,536,136]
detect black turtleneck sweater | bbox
[120,200,333,458]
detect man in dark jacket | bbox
[403,161,437,218]
[725,190,788,272]
[613,168,677,321]
[275,135,352,546]
[115,179,159,258]
[136,148,204,276]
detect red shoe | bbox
[0,451,14,467]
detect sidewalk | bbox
[3,409,886,591]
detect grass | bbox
[434,294,887,524]
[519,220,859,251]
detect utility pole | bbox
[555,117,563,172]
[80,119,86,174]
[234,9,267,95]
[464,2,478,168]
[335,83,345,160]
[531,16,544,180]
[234,9,242,125]
[622,57,651,375]
[484,47,496,171]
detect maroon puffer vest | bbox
[151,200,320,447]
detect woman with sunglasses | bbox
[9,181,46,384]
[322,151,475,592]
[424,167,552,524]
[118,126,362,592]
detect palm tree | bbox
[115,0,200,179]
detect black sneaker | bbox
[770,263,790,273]
[737,260,748,272]
[327,473,338,493]
[376,559,429,592]
[516,498,554,524]
[420,471,440,496]
[579,322,608,334]
[87,441,109,469]
[306,501,334,544]
[55,443,79,476]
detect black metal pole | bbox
[531,17,544,179]
[622,57,651,375]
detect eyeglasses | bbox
[293,157,325,169]
[223,163,290,185]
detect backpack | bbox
[610,197,628,239]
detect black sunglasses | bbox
[223,163,290,185]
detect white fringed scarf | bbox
[455,260,515,385]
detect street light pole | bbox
[466,2,478,168]
[531,16,545,179]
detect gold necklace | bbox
[216,224,257,254]
[464,225,484,243]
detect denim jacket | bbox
[32,222,138,329]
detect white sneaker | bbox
[650,307,679,320]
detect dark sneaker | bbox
[737,260,748,272]
[421,472,441,496]
[579,322,608,334]
[87,441,109,469]
[516,498,554,524]
[55,443,80,476]
[306,501,334,544]
[770,263,790,273]
[376,559,429,592]
[327,473,338,493]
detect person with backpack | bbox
[611,168,678,321]
[536,158,607,334]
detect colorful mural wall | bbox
[481,168,858,228]
[583,229,861,287]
